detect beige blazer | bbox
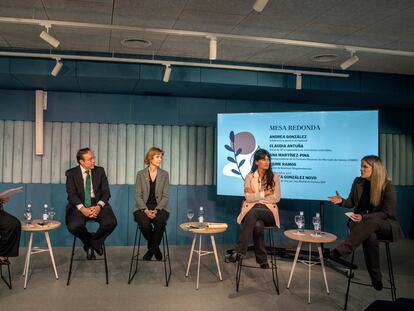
[134,167,170,213]
[236,171,281,227]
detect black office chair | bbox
[344,239,396,310]
[66,220,109,285]
[235,226,280,294]
[128,225,171,286]
[0,260,12,289]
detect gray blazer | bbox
[134,167,170,213]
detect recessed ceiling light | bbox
[311,54,338,63]
[121,38,152,49]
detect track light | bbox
[163,64,171,82]
[51,58,63,76]
[40,26,60,48]
[340,51,359,70]
[253,0,270,12]
[295,74,302,90]
[209,37,217,60]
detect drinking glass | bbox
[49,207,56,221]
[294,215,304,234]
[186,209,195,223]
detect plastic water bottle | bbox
[42,204,49,224]
[298,211,305,233]
[198,206,204,223]
[313,212,321,236]
[25,204,32,224]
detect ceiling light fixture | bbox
[51,58,63,76]
[163,64,171,82]
[340,51,359,70]
[253,0,270,12]
[209,37,217,60]
[295,73,302,90]
[39,25,60,48]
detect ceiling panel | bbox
[113,0,187,28]
[52,28,111,52]
[217,39,270,62]
[173,9,245,33]
[0,24,51,49]
[0,0,47,19]
[184,0,253,15]
[157,36,208,59]
[42,0,113,24]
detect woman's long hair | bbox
[362,155,389,206]
[250,149,274,190]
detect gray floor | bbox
[1,239,414,311]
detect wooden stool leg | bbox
[23,232,33,289]
[45,232,59,280]
[210,235,222,281]
[185,234,197,277]
[287,241,302,289]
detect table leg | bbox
[210,235,222,281]
[308,243,311,304]
[44,231,59,280]
[318,245,329,294]
[196,234,202,290]
[287,241,302,288]
[186,234,197,277]
[23,232,33,289]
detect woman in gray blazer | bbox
[134,147,170,261]
[328,155,404,291]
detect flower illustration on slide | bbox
[224,131,257,180]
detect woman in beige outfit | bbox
[228,149,281,268]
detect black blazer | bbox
[341,177,404,242]
[65,165,111,208]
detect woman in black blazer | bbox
[134,147,170,261]
[0,197,21,265]
[329,155,404,290]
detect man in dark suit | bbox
[66,148,117,259]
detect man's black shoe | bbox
[260,262,270,269]
[372,280,383,291]
[143,250,153,261]
[155,248,163,261]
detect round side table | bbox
[284,229,337,303]
[21,220,61,289]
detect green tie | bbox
[85,170,91,208]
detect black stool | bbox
[66,235,109,285]
[235,226,280,294]
[344,239,396,310]
[0,260,12,289]
[128,225,171,286]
